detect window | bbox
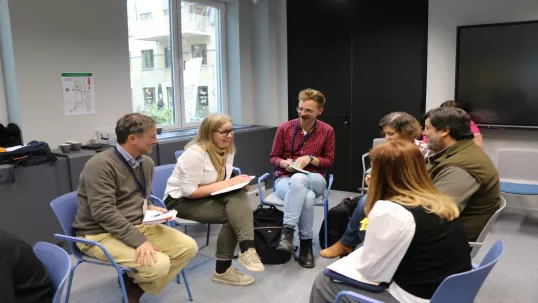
[139,12,153,21]
[143,87,155,106]
[127,0,227,128]
[191,44,207,65]
[167,87,174,109]
[164,47,171,68]
[141,50,154,69]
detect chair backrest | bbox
[175,149,185,160]
[372,138,388,147]
[470,196,507,258]
[153,164,176,199]
[50,191,84,259]
[33,241,71,303]
[430,240,504,303]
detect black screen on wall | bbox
[455,21,538,128]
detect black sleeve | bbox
[0,246,16,303]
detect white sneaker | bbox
[238,248,265,272]
[212,267,255,286]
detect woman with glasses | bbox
[163,114,264,286]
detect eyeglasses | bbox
[296,107,315,114]
[214,129,235,137]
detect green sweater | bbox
[427,139,500,241]
[72,148,155,248]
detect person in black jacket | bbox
[0,229,54,303]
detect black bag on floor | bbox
[319,195,364,249]
[253,205,291,264]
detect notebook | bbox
[211,176,256,196]
[142,210,178,225]
[326,249,380,286]
[290,162,310,174]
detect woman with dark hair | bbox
[310,140,472,303]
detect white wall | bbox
[427,0,538,162]
[0,55,7,125]
[0,0,20,127]
[227,0,288,127]
[0,0,286,146]
[428,0,538,209]
[2,0,132,146]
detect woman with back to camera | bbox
[311,140,472,303]
[163,114,264,286]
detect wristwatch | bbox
[309,154,314,163]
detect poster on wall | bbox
[61,72,96,116]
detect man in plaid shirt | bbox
[269,88,335,268]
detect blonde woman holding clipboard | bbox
[164,114,264,286]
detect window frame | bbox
[166,0,228,130]
[141,49,154,70]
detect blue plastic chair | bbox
[33,242,71,303]
[257,170,334,248]
[334,290,384,303]
[500,182,538,196]
[152,163,212,248]
[428,240,504,303]
[50,191,193,303]
[334,240,504,303]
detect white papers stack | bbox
[142,210,178,225]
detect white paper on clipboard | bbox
[211,176,255,196]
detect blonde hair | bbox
[298,88,326,108]
[365,140,459,221]
[185,114,236,154]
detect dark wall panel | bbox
[287,0,428,191]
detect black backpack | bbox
[253,205,292,264]
[0,140,57,167]
[0,123,23,148]
[319,194,364,249]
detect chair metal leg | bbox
[205,224,211,247]
[176,273,181,284]
[324,197,329,249]
[64,260,82,303]
[181,270,193,301]
[184,225,188,234]
[117,269,129,303]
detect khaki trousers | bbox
[77,224,198,295]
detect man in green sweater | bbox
[72,113,197,303]
[423,107,501,241]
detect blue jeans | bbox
[340,195,368,247]
[275,173,327,240]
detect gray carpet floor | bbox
[62,190,538,303]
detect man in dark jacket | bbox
[0,229,54,303]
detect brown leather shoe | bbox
[319,241,353,259]
[122,273,144,303]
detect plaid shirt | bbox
[270,119,335,178]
